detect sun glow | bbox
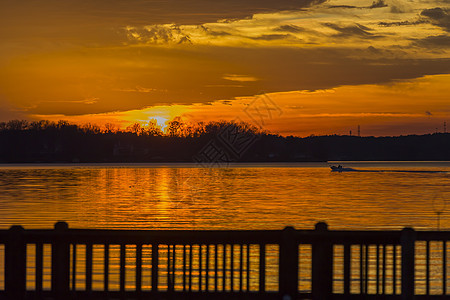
[123,105,188,133]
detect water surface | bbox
[0,162,448,230]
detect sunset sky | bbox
[1,0,449,136]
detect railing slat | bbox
[443,241,447,295]
[136,243,142,292]
[152,244,159,292]
[72,244,77,291]
[167,245,172,292]
[104,244,109,292]
[223,244,226,291]
[172,244,176,290]
[188,244,192,292]
[343,243,350,295]
[231,244,234,291]
[360,244,364,294]
[364,244,369,294]
[183,245,187,292]
[259,244,265,293]
[376,244,380,295]
[239,244,243,292]
[393,245,397,295]
[426,240,430,295]
[199,244,202,291]
[382,244,386,295]
[35,242,43,293]
[86,243,93,292]
[171,244,175,291]
[214,244,218,292]
[246,244,250,292]
[206,244,210,291]
[120,244,126,292]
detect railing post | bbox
[312,222,333,300]
[52,221,70,297]
[5,225,26,300]
[279,226,298,299]
[401,227,416,300]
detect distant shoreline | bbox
[1,122,449,163]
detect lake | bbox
[0,162,449,230]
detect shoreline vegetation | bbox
[0,119,449,163]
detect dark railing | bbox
[0,222,448,299]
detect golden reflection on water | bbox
[0,163,449,230]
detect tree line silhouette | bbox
[0,119,449,163]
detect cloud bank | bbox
[0,0,449,121]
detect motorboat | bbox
[330,165,357,172]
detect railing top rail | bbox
[415,231,450,240]
[7,228,285,244]
[0,223,448,245]
[306,230,402,244]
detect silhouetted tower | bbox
[349,130,352,136]
[445,122,447,133]
[357,125,360,137]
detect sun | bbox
[153,116,169,131]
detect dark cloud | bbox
[363,46,406,58]
[329,0,387,9]
[251,34,295,41]
[420,7,450,32]
[421,7,448,20]
[200,26,231,37]
[390,4,408,14]
[0,0,328,48]
[178,36,192,44]
[274,25,304,33]
[126,25,191,44]
[413,35,450,48]
[378,20,428,27]
[323,23,378,38]
[369,0,388,9]
[367,46,382,54]
[329,5,357,9]
[1,0,328,29]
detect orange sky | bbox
[1,0,449,136]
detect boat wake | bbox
[357,170,448,174]
[331,168,450,174]
[331,167,448,174]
